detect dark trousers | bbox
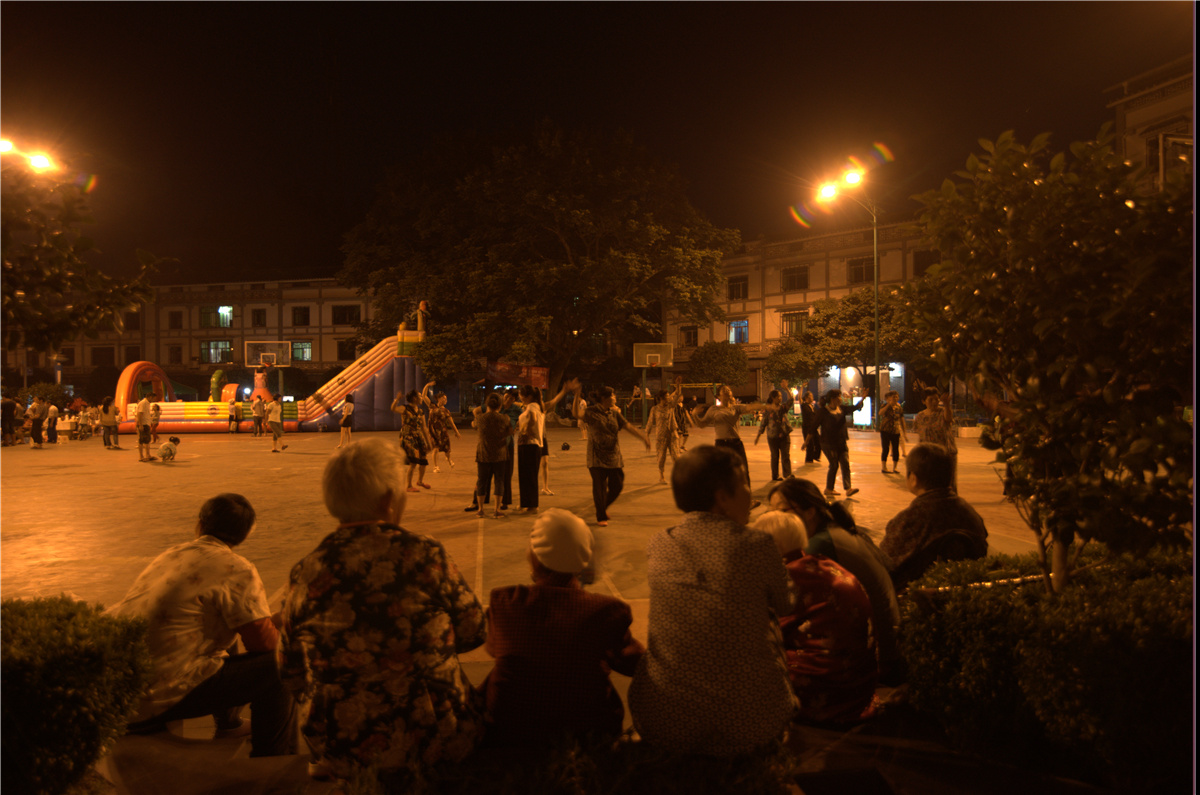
[47,418,58,444]
[825,447,851,491]
[476,461,506,502]
[715,437,752,485]
[518,444,541,509]
[502,439,515,506]
[880,431,901,464]
[767,435,792,480]
[803,431,822,462]
[128,652,296,757]
[589,466,624,522]
[103,425,118,447]
[31,418,44,445]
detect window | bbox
[251,308,267,327]
[331,305,361,325]
[167,345,183,365]
[292,341,313,362]
[59,348,76,367]
[728,319,749,344]
[848,257,873,285]
[727,276,749,301]
[250,283,265,290]
[124,346,140,364]
[92,347,116,366]
[200,306,233,328]
[168,310,183,330]
[337,339,358,361]
[124,311,141,331]
[679,326,698,348]
[782,266,809,292]
[292,306,311,326]
[200,340,233,364]
[913,249,940,279]
[782,312,807,338]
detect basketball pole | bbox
[641,367,647,427]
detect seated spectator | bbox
[883,443,989,588]
[628,445,796,756]
[752,511,879,725]
[109,494,295,756]
[481,508,644,747]
[769,477,902,683]
[279,438,487,789]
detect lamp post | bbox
[815,170,880,429]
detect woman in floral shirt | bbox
[428,391,460,472]
[280,438,487,789]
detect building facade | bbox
[662,221,932,400]
[8,278,371,395]
[1105,55,1193,189]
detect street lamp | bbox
[815,168,881,429]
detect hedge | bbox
[1,596,151,795]
[899,546,1192,792]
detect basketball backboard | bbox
[632,343,674,368]
[244,341,292,368]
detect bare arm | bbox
[622,420,652,450]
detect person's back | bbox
[629,446,795,756]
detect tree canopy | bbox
[338,122,737,393]
[1,164,156,354]
[905,126,1193,588]
[760,287,930,393]
[686,341,749,388]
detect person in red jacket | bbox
[480,508,644,747]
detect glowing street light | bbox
[812,166,882,429]
[0,138,58,172]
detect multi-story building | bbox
[662,221,932,400]
[8,277,372,395]
[1105,55,1193,189]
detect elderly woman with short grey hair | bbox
[279,438,487,789]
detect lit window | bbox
[728,319,749,344]
[199,306,233,328]
[781,312,806,338]
[199,340,233,364]
[292,341,313,362]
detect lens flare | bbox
[789,205,813,228]
[870,142,895,165]
[75,173,99,193]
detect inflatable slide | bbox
[115,333,428,434]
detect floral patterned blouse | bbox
[280,521,487,785]
[428,406,453,451]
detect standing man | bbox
[800,390,821,464]
[28,396,47,449]
[250,394,265,438]
[46,401,60,445]
[137,393,157,462]
[913,387,958,491]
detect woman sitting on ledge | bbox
[279,438,486,788]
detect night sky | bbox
[2,2,1193,283]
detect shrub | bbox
[1,596,151,795]
[900,547,1193,791]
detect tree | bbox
[760,336,831,390]
[905,126,1193,590]
[687,341,749,388]
[1,163,159,355]
[339,122,737,394]
[797,287,932,391]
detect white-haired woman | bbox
[751,510,879,725]
[279,438,487,789]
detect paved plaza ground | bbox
[1,421,1035,619]
[4,422,1091,795]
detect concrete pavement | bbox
[3,421,1082,795]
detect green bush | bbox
[900,547,1193,791]
[1,596,151,795]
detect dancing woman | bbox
[693,385,768,488]
[568,379,650,527]
[391,381,435,492]
[337,394,354,448]
[516,385,545,513]
[643,376,685,484]
[428,392,461,472]
[754,387,794,481]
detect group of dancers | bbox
[377,375,956,527]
